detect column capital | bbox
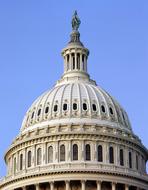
[96,180,102,184]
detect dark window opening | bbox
[48,146,53,163]
[129,152,132,168]
[45,106,49,114]
[37,109,41,116]
[31,112,34,119]
[60,145,65,162]
[92,104,97,111]
[77,53,80,70]
[120,149,124,166]
[28,151,31,167]
[20,154,23,170]
[98,145,103,162]
[67,54,69,63]
[101,105,106,113]
[37,148,42,165]
[54,105,58,112]
[72,53,75,70]
[109,147,114,164]
[83,103,87,111]
[73,144,78,161]
[73,103,77,110]
[85,144,91,161]
[109,107,113,115]
[136,155,138,170]
[63,103,68,111]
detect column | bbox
[125,184,129,190]
[22,187,26,190]
[112,182,116,190]
[65,181,70,190]
[50,181,54,190]
[81,180,85,190]
[96,181,101,190]
[36,184,40,190]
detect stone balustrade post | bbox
[81,180,85,190]
[96,181,101,190]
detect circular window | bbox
[83,103,88,111]
[101,105,106,113]
[37,109,41,116]
[109,107,113,115]
[63,103,68,111]
[92,104,97,111]
[45,106,49,114]
[53,105,58,112]
[73,103,77,110]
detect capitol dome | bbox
[21,79,132,134]
[0,11,148,190]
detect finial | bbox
[72,10,81,31]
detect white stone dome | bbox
[21,80,132,133]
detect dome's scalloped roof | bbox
[21,81,132,133]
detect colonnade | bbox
[16,180,145,190]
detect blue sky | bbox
[0,0,148,177]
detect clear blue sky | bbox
[0,0,148,177]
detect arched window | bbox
[92,104,97,112]
[120,149,124,166]
[37,148,42,165]
[48,146,53,163]
[14,157,16,173]
[53,105,58,112]
[20,154,23,170]
[109,107,113,115]
[101,105,106,113]
[45,106,49,114]
[73,103,77,110]
[109,146,114,164]
[31,111,34,119]
[83,103,88,111]
[98,145,103,162]
[85,144,91,161]
[129,152,132,168]
[73,144,78,161]
[37,108,41,116]
[136,155,138,170]
[63,103,68,111]
[60,145,65,162]
[28,151,31,167]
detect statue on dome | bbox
[72,11,81,31]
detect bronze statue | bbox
[72,11,81,31]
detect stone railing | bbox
[0,162,147,186]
